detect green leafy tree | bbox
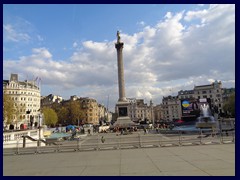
[51,102,61,113]
[68,101,82,125]
[14,103,26,128]
[42,107,58,127]
[3,93,15,125]
[223,93,235,117]
[56,106,69,125]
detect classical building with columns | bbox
[193,80,223,114]
[3,73,41,129]
[128,98,154,123]
[178,80,225,115]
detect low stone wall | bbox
[3,129,45,148]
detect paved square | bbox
[3,144,235,176]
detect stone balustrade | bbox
[3,128,45,148]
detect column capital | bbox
[115,42,124,49]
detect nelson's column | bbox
[114,31,134,127]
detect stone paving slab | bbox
[3,143,235,176]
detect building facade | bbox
[193,80,223,114]
[79,97,100,125]
[153,104,163,122]
[152,80,234,122]
[161,96,181,121]
[222,87,235,102]
[41,94,63,107]
[127,98,154,123]
[3,74,41,129]
[178,90,194,100]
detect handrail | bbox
[4,128,235,156]
[22,135,60,146]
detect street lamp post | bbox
[214,99,219,121]
[37,112,43,146]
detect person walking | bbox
[101,136,105,143]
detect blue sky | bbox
[3,4,207,60]
[3,4,235,111]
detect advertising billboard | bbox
[181,99,199,116]
[181,98,212,120]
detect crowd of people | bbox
[51,122,176,140]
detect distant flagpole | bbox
[34,76,38,86]
[169,88,173,96]
[38,77,42,91]
[26,74,29,88]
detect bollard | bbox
[117,135,120,149]
[200,129,202,145]
[16,139,19,155]
[77,138,80,151]
[158,133,161,147]
[178,131,182,146]
[23,136,26,148]
[219,119,223,144]
[231,131,235,143]
[97,135,99,151]
[138,133,141,148]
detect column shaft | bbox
[116,43,126,102]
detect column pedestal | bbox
[114,101,134,128]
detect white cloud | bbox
[37,35,44,41]
[73,42,78,48]
[3,4,235,110]
[137,21,145,26]
[164,12,172,19]
[3,24,31,42]
[32,48,52,59]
